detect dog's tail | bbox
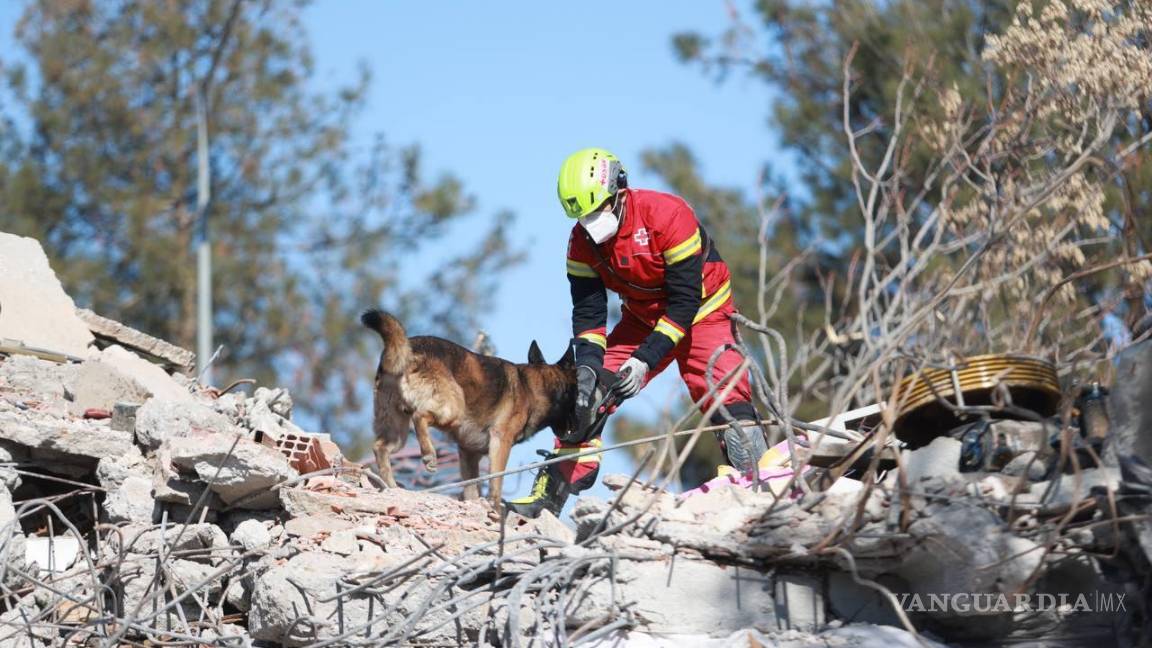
[361,309,413,375]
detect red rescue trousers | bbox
[556,304,753,486]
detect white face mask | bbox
[579,210,619,244]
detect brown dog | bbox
[361,309,576,505]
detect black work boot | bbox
[718,421,771,475]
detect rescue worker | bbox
[508,147,771,518]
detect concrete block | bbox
[774,571,826,631]
[903,436,962,483]
[76,308,194,371]
[93,345,192,404]
[570,557,779,635]
[167,432,297,509]
[0,232,94,357]
[0,409,139,465]
[0,355,76,417]
[230,519,272,552]
[134,398,237,450]
[65,358,151,416]
[827,571,908,626]
[103,475,157,525]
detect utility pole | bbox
[193,0,242,384]
[195,88,213,383]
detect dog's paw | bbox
[422,453,438,473]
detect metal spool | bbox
[892,354,1061,448]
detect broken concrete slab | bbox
[0,482,17,530]
[903,436,962,483]
[76,308,194,372]
[134,398,237,450]
[110,523,232,565]
[0,232,95,358]
[95,453,150,490]
[167,432,297,508]
[1028,467,1121,511]
[0,354,76,417]
[773,571,826,631]
[248,551,372,646]
[65,357,151,416]
[24,535,82,574]
[0,592,52,647]
[0,444,21,491]
[320,529,358,555]
[252,386,293,419]
[230,519,271,552]
[570,557,779,635]
[167,557,224,605]
[280,483,483,519]
[0,408,140,466]
[896,501,1043,596]
[280,488,512,557]
[102,475,156,525]
[826,572,908,627]
[114,554,229,629]
[92,345,192,404]
[282,515,357,538]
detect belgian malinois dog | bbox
[361,309,577,505]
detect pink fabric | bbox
[679,440,808,498]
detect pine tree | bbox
[0,0,521,455]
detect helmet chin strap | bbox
[612,190,627,221]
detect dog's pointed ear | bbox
[556,346,575,368]
[528,340,546,365]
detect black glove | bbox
[573,365,600,437]
[567,365,622,444]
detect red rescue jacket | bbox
[566,189,733,368]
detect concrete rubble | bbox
[0,231,1149,646]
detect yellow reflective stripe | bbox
[663,229,702,265]
[578,331,607,349]
[566,259,598,278]
[555,452,600,463]
[654,317,686,344]
[693,280,732,324]
[556,439,602,462]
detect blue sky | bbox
[300,2,782,497]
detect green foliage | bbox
[675,0,1018,247]
[640,0,1151,480]
[674,0,1150,298]
[0,0,520,457]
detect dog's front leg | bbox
[486,432,514,509]
[459,449,482,501]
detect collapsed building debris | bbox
[75,309,195,373]
[0,231,1149,646]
